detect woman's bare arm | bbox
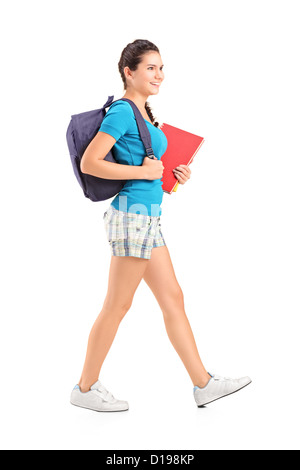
[80,131,146,180]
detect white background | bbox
[1,0,299,450]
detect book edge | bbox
[186,138,205,166]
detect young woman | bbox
[70,39,251,412]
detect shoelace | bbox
[95,383,115,401]
[213,374,238,382]
[212,374,229,381]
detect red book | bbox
[159,123,205,194]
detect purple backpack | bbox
[66,96,155,202]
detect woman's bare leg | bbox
[78,255,149,392]
[142,245,211,388]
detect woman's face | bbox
[124,52,165,96]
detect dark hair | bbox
[118,39,161,128]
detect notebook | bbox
[159,123,204,194]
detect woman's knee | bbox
[161,286,185,315]
[102,295,133,320]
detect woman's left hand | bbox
[172,164,191,184]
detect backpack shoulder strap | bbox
[111,98,155,159]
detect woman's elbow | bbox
[80,155,94,175]
[80,156,105,177]
[80,158,89,174]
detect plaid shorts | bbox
[103,205,166,259]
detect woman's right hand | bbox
[141,155,164,180]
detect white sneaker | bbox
[193,374,252,407]
[70,380,129,412]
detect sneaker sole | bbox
[196,380,252,407]
[70,401,129,413]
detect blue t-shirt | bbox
[98,100,168,217]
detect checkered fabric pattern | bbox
[103,205,166,259]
